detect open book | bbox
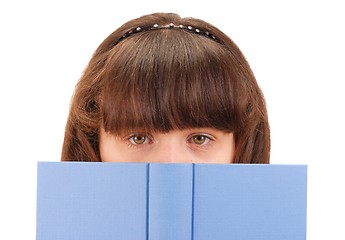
[36,162,307,240]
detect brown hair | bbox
[61,12,270,163]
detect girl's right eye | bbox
[128,134,151,145]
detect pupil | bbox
[194,135,205,144]
[134,136,145,144]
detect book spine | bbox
[148,163,194,240]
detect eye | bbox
[128,134,151,145]
[190,134,211,145]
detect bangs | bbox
[101,29,241,135]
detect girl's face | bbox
[100,128,235,163]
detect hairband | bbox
[114,23,219,45]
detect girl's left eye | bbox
[189,134,212,145]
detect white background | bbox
[1,0,344,239]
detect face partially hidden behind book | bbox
[99,128,236,164]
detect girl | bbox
[61,12,270,164]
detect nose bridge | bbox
[154,138,187,163]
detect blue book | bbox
[36,162,307,240]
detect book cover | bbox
[36,162,307,240]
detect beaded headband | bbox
[114,23,219,45]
